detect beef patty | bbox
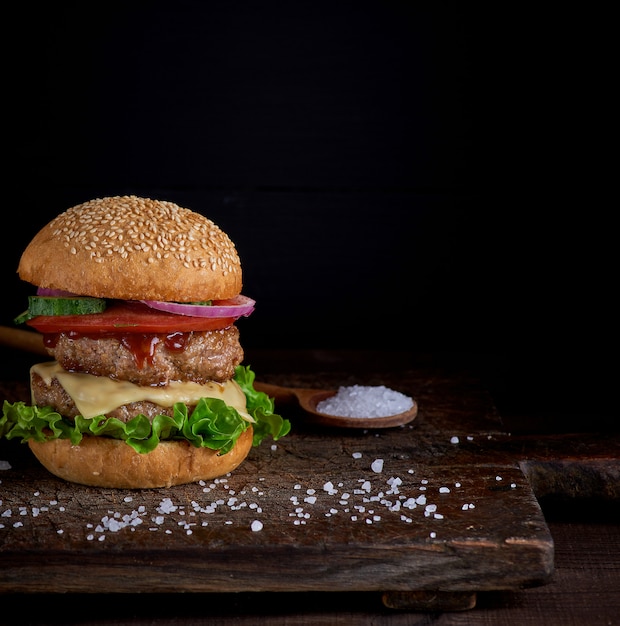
[30,373,186,423]
[46,326,243,386]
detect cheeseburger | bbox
[0,196,289,488]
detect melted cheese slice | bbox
[31,361,252,422]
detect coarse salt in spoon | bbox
[253,381,417,429]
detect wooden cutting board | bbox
[1,367,614,610]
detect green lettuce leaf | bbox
[0,365,290,454]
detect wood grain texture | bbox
[1,367,556,595]
[0,354,618,624]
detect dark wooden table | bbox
[1,349,618,625]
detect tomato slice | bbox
[25,301,236,334]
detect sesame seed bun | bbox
[18,195,242,302]
[27,426,254,489]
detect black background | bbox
[3,2,614,418]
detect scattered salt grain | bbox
[157,498,177,514]
[371,459,384,473]
[450,436,459,444]
[251,520,263,532]
[387,477,402,489]
[316,385,413,418]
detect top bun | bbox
[18,196,242,302]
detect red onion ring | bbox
[140,295,256,318]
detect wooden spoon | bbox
[0,326,48,356]
[253,381,418,429]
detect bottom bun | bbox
[28,427,253,489]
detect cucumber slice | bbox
[26,296,107,317]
